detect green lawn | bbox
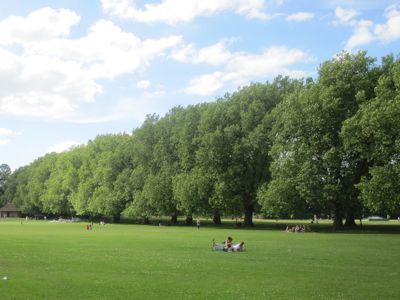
[0,220,400,299]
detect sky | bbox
[1,0,399,170]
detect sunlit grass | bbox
[0,219,399,299]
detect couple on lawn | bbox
[223,236,245,252]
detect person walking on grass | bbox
[196,218,201,229]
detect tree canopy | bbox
[2,52,399,228]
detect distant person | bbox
[196,218,201,229]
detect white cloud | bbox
[47,141,81,153]
[286,12,314,22]
[374,6,400,43]
[182,45,310,96]
[0,7,80,45]
[0,128,14,137]
[101,0,270,24]
[185,72,224,95]
[28,20,183,80]
[0,8,182,120]
[0,128,16,146]
[171,40,233,65]
[0,47,101,118]
[345,19,374,50]
[344,5,400,50]
[334,7,358,25]
[136,80,151,89]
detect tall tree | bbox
[0,163,12,203]
[198,79,294,226]
[342,54,400,216]
[262,52,380,228]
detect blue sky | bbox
[1,0,399,170]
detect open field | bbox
[1,220,400,299]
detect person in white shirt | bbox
[232,241,245,251]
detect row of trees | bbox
[1,51,399,228]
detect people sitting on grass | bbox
[212,237,245,252]
[225,236,233,249]
[285,224,309,233]
[223,236,245,251]
[232,241,245,251]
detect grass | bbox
[0,219,400,299]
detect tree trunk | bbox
[213,212,221,225]
[344,213,356,228]
[243,204,254,227]
[142,217,150,224]
[170,213,178,224]
[186,215,193,225]
[112,214,121,223]
[333,210,343,230]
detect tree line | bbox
[1,51,399,229]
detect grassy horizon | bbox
[1,220,400,299]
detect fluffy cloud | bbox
[0,7,80,45]
[334,7,358,25]
[0,8,182,119]
[0,47,101,118]
[0,128,15,145]
[286,12,314,22]
[30,20,183,79]
[374,6,400,43]
[344,5,400,50]
[101,0,270,24]
[179,44,310,96]
[185,72,224,96]
[171,40,233,65]
[47,141,81,153]
[345,20,374,50]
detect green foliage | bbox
[260,51,386,228]
[342,54,400,216]
[358,165,400,215]
[2,52,399,228]
[0,163,11,203]
[173,168,213,216]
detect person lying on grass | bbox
[224,237,245,251]
[232,241,245,251]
